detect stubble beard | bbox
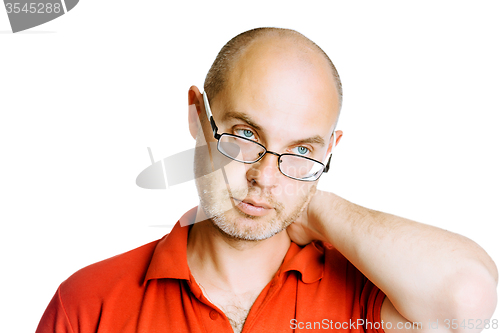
[197,181,314,242]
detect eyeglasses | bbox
[202,92,334,181]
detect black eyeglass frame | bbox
[202,91,333,181]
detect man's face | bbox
[194,38,340,241]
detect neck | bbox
[187,215,291,294]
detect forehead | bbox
[212,38,340,141]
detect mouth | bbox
[232,197,273,217]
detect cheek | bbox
[271,181,313,205]
[193,142,215,179]
[195,150,251,201]
[195,171,234,212]
[194,142,245,184]
[220,160,251,195]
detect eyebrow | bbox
[221,110,326,147]
[221,111,263,132]
[289,135,326,148]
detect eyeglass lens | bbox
[217,134,324,180]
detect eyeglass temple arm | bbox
[323,130,337,173]
[202,92,220,139]
[324,154,332,173]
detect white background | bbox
[1,1,499,331]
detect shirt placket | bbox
[186,276,234,333]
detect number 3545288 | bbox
[443,319,498,330]
[5,3,62,14]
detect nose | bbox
[246,151,281,188]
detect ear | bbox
[326,130,343,156]
[188,86,204,140]
[334,130,343,147]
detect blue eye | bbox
[293,146,310,155]
[243,130,253,138]
[236,129,256,139]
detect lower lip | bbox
[232,198,273,217]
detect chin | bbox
[210,209,289,242]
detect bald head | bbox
[203,27,343,112]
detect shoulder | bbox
[310,241,385,313]
[314,240,369,285]
[58,236,165,303]
[36,236,173,332]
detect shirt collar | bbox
[279,240,325,283]
[143,207,324,285]
[143,207,196,283]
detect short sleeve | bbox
[35,286,75,333]
[360,278,386,333]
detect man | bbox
[36,27,497,333]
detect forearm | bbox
[309,190,498,323]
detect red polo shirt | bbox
[36,207,386,333]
